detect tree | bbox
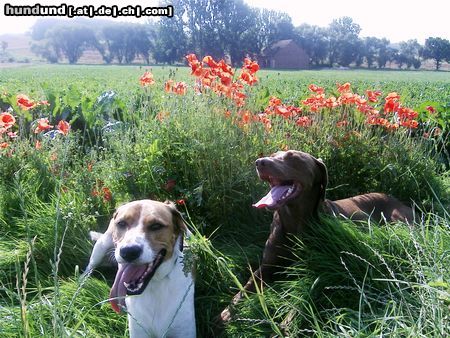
[31,18,61,40]
[1,41,7,54]
[421,37,450,70]
[362,37,382,68]
[219,0,259,65]
[327,17,361,67]
[50,25,97,64]
[294,24,328,66]
[253,8,294,54]
[396,39,422,69]
[153,0,188,64]
[30,41,60,63]
[374,38,394,68]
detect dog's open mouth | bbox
[253,176,301,210]
[109,249,166,313]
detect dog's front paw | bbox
[220,306,232,323]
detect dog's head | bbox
[253,150,328,210]
[89,199,187,313]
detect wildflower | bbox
[296,116,312,127]
[239,70,258,86]
[0,112,15,129]
[34,118,53,134]
[217,59,233,75]
[385,92,400,101]
[366,90,382,103]
[202,55,218,68]
[219,72,232,86]
[35,140,42,150]
[176,199,186,206]
[172,82,187,95]
[243,57,260,74]
[156,111,170,122]
[269,97,282,107]
[0,142,9,149]
[102,187,112,202]
[40,100,50,106]
[400,119,418,129]
[185,54,198,64]
[57,120,70,135]
[325,96,338,108]
[336,120,349,128]
[163,179,176,192]
[337,82,351,93]
[308,84,324,94]
[17,94,37,110]
[384,99,399,113]
[165,79,174,93]
[426,106,436,113]
[139,71,155,86]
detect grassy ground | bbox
[0,65,449,337]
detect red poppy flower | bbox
[172,82,187,95]
[202,55,218,68]
[34,118,53,134]
[0,112,15,129]
[385,92,400,101]
[337,82,351,93]
[384,99,399,113]
[102,187,112,202]
[243,58,260,74]
[57,120,70,135]
[426,106,436,113]
[139,71,155,87]
[185,54,198,64]
[308,84,324,94]
[17,94,37,110]
[296,116,312,127]
[366,90,382,103]
[176,199,186,206]
[239,70,257,86]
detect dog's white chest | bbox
[126,257,195,338]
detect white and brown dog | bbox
[84,199,196,338]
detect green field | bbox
[0,64,449,337]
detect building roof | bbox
[262,39,297,57]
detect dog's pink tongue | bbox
[253,185,291,209]
[109,263,147,313]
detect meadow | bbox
[0,62,449,337]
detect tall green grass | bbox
[0,66,448,337]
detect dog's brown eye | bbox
[117,220,127,229]
[148,223,164,231]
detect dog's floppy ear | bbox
[165,200,189,252]
[165,200,188,233]
[82,211,118,276]
[314,158,328,201]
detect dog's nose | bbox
[120,244,143,262]
[255,158,267,167]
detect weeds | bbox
[0,65,448,337]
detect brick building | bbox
[261,39,310,69]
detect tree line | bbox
[30,0,450,70]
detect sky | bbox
[0,0,449,43]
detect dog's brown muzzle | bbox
[253,157,301,210]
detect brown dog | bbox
[219,150,414,322]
